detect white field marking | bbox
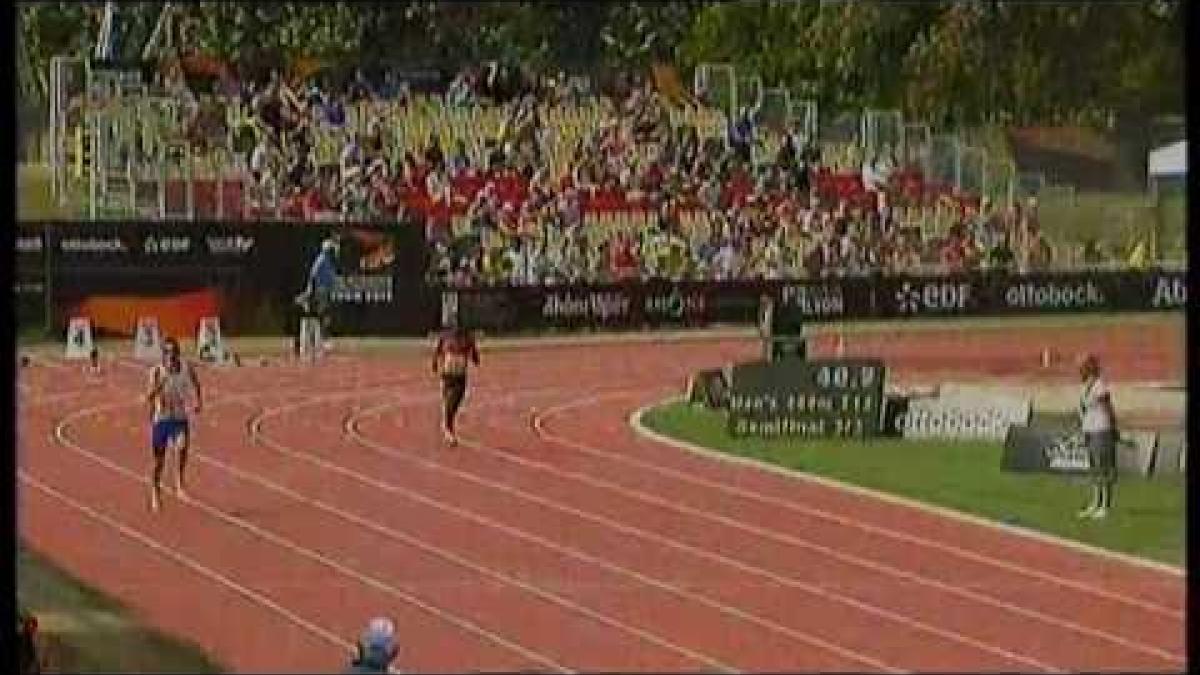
[533,390,1185,619]
[19,472,358,658]
[51,393,570,675]
[185,408,736,674]
[265,396,907,673]
[630,396,1187,581]
[398,393,1185,667]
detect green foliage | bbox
[18,1,1184,126]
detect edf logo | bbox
[896,282,972,314]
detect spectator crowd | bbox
[154,62,1059,286]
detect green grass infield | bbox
[639,401,1185,567]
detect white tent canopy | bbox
[1148,140,1186,178]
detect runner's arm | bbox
[144,367,163,405]
[431,336,444,374]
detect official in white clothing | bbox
[1078,354,1118,519]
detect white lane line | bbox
[253,394,904,672]
[410,393,1184,667]
[19,472,356,657]
[50,394,570,675]
[533,389,1185,618]
[186,398,735,674]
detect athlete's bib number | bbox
[442,354,468,376]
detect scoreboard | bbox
[727,359,888,438]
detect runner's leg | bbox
[175,425,190,501]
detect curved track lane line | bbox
[257,393,903,672]
[533,390,1184,611]
[435,389,1183,668]
[48,388,569,675]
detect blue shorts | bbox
[151,418,189,455]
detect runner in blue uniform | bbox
[144,337,203,512]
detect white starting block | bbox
[196,316,232,364]
[299,317,324,361]
[133,316,163,362]
[65,317,95,360]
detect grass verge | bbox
[640,402,1185,567]
[17,543,225,673]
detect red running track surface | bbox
[17,325,1185,673]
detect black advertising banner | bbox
[1002,426,1092,474]
[726,358,887,439]
[15,224,48,329]
[772,278,878,333]
[443,268,1185,334]
[870,269,1188,319]
[1002,425,1161,476]
[17,218,1185,339]
[448,281,769,332]
[19,221,433,337]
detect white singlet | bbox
[152,363,193,422]
[1080,376,1114,433]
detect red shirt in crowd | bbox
[609,236,639,280]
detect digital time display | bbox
[726,359,887,439]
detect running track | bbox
[18,324,1186,673]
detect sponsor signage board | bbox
[900,397,1031,441]
[899,386,1032,441]
[727,359,887,439]
[1003,426,1092,475]
[1003,425,1160,476]
[21,220,433,336]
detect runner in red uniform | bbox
[431,321,480,446]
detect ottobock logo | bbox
[542,292,631,321]
[60,236,128,254]
[205,235,256,255]
[644,288,706,320]
[143,235,192,255]
[900,400,1029,440]
[1045,434,1091,471]
[780,284,845,317]
[1151,276,1186,309]
[16,236,42,254]
[895,282,971,314]
[1004,281,1105,310]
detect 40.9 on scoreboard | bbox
[727,359,887,438]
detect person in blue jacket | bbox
[295,237,339,355]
